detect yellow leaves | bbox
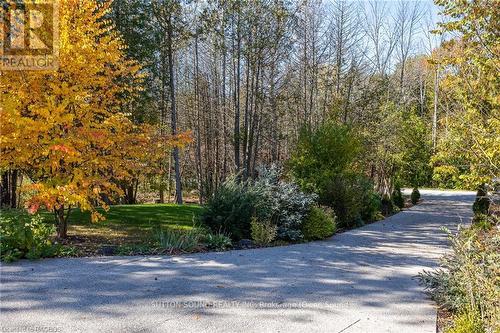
[431,1,500,187]
[0,0,146,219]
[1,0,191,224]
[91,211,105,223]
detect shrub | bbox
[302,206,336,240]
[418,226,499,333]
[359,178,383,222]
[201,166,315,241]
[200,175,268,240]
[255,166,316,240]
[392,187,405,209]
[472,184,490,215]
[289,121,361,195]
[0,212,57,262]
[250,217,277,246]
[321,174,361,228]
[153,227,201,253]
[203,232,232,251]
[381,194,393,216]
[411,187,420,204]
[321,174,380,228]
[445,308,485,333]
[471,214,494,230]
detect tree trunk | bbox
[166,13,183,204]
[10,170,17,208]
[233,10,242,172]
[1,172,10,207]
[194,36,203,204]
[432,66,439,151]
[55,206,69,239]
[0,170,17,208]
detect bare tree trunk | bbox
[221,29,229,180]
[165,13,183,204]
[0,170,18,208]
[159,35,167,204]
[432,66,439,150]
[194,36,203,204]
[233,9,242,172]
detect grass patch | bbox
[1,204,203,254]
[67,204,202,236]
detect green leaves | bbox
[289,121,361,196]
[0,212,57,262]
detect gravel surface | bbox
[0,189,475,333]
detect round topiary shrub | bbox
[472,183,490,215]
[392,187,404,209]
[411,187,420,204]
[301,206,336,240]
[381,194,393,215]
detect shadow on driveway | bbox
[0,190,475,333]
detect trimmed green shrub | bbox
[381,194,393,216]
[359,178,383,222]
[392,187,405,209]
[411,187,420,204]
[321,174,361,228]
[472,184,490,215]
[0,212,57,262]
[302,206,336,240]
[321,174,381,228]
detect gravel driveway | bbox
[0,189,475,333]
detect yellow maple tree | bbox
[0,0,188,237]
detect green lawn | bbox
[62,204,203,243]
[1,204,204,256]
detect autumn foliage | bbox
[0,0,190,237]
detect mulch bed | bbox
[55,234,150,257]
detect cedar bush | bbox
[411,187,420,204]
[472,184,490,215]
[301,206,336,240]
[392,187,405,209]
[321,174,381,228]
